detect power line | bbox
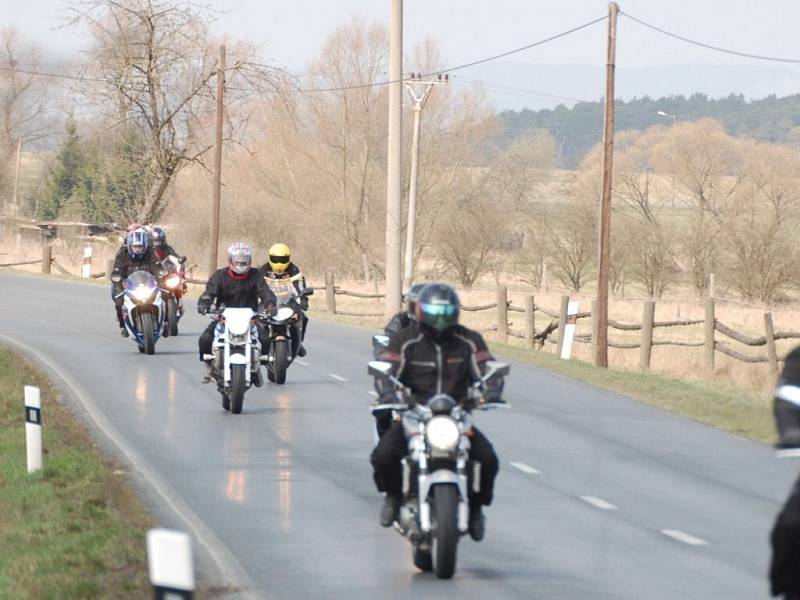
[453,76,592,104]
[621,11,800,64]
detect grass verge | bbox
[310,309,775,444]
[491,340,775,444]
[0,348,153,599]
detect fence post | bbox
[765,312,779,380]
[325,271,336,314]
[525,294,535,349]
[590,299,598,359]
[105,258,114,282]
[708,273,715,299]
[496,284,508,344]
[81,246,92,278]
[705,298,715,372]
[41,245,51,274]
[556,294,569,356]
[639,300,656,370]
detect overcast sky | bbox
[9,0,800,109]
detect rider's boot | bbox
[201,360,214,384]
[380,494,401,527]
[297,344,307,357]
[252,366,263,387]
[468,505,485,541]
[120,327,129,338]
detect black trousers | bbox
[771,472,800,597]
[198,320,267,360]
[370,422,499,507]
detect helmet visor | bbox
[231,259,250,274]
[269,254,290,264]
[418,302,458,331]
[130,244,144,255]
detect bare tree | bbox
[69,0,281,223]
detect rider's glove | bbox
[113,295,124,308]
[299,297,309,311]
[197,295,212,315]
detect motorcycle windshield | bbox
[266,279,296,305]
[223,308,254,336]
[125,270,158,290]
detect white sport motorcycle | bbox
[203,307,264,414]
[113,270,165,355]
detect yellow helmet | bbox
[268,243,291,273]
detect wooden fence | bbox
[5,251,799,375]
[312,274,800,376]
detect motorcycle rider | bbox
[197,242,277,383]
[149,226,186,314]
[111,228,162,337]
[770,345,800,599]
[372,282,428,439]
[370,282,504,542]
[259,243,309,357]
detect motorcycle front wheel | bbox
[229,364,246,414]
[431,485,459,579]
[140,313,155,355]
[272,340,288,384]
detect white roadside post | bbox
[24,385,42,473]
[560,301,579,360]
[81,246,93,278]
[147,529,195,599]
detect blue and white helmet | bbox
[126,228,149,260]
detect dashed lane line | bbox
[661,529,709,546]
[509,461,541,475]
[368,391,379,397]
[580,496,618,511]
[329,373,348,382]
[295,359,310,366]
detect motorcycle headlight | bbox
[229,333,247,345]
[131,286,155,303]
[165,275,181,288]
[425,416,459,452]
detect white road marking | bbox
[661,529,709,546]
[295,359,310,366]
[580,496,618,511]
[368,391,379,397]
[509,461,541,475]
[329,373,348,382]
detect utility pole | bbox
[595,1,618,368]
[11,138,22,216]
[208,44,225,277]
[384,0,403,318]
[402,73,448,289]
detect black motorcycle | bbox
[264,288,313,384]
[368,359,510,579]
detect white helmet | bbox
[227,242,252,275]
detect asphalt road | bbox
[1,273,795,599]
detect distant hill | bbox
[499,93,800,167]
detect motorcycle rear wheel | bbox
[167,297,179,336]
[431,485,459,579]
[229,364,246,414]
[140,313,155,355]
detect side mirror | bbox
[484,360,510,379]
[302,288,314,297]
[368,360,393,378]
[179,256,187,264]
[372,334,390,351]
[111,273,122,283]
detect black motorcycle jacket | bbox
[198,267,276,313]
[379,323,501,405]
[260,262,306,294]
[153,243,180,262]
[111,246,162,281]
[384,311,414,337]
[775,345,800,448]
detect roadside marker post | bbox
[560,301,579,360]
[24,385,42,473]
[147,529,195,599]
[81,246,93,278]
